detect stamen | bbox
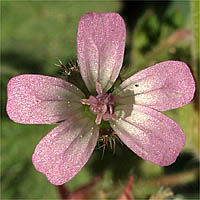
[95,113,103,125]
[80,99,90,105]
[109,105,113,114]
[81,83,119,125]
[96,82,103,94]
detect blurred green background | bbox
[1,0,199,199]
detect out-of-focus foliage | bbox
[1,0,199,199]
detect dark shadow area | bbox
[164,152,199,198]
[172,177,199,198]
[89,140,142,182]
[164,151,199,174]
[120,0,172,66]
[54,57,90,96]
[120,1,171,32]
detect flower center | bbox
[81,83,119,125]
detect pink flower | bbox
[6,13,195,185]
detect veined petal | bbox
[110,105,185,166]
[32,114,99,185]
[77,12,126,93]
[7,74,84,124]
[113,61,195,111]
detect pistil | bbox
[81,83,119,125]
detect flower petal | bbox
[7,74,84,124]
[110,104,185,166]
[32,114,99,185]
[113,61,195,111]
[77,12,126,93]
